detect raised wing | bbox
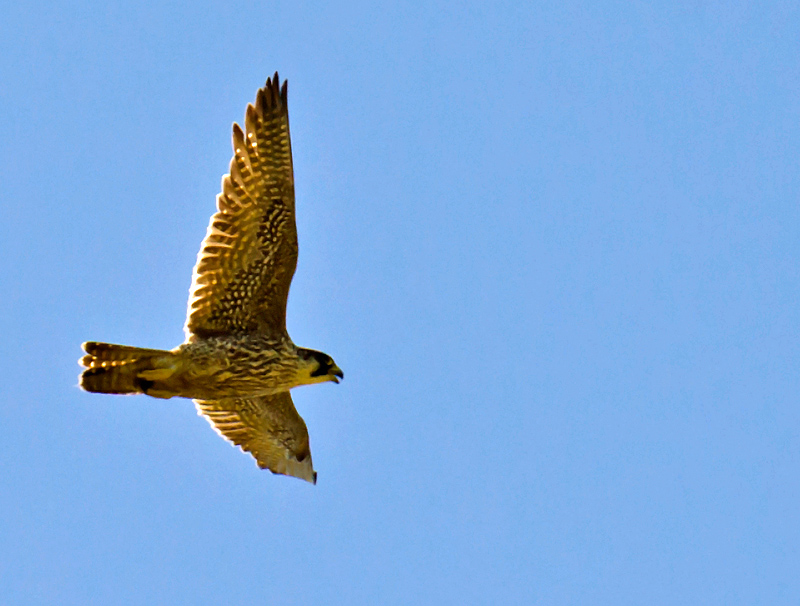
[195,392,316,484]
[185,73,297,339]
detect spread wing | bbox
[185,73,297,339]
[195,392,316,484]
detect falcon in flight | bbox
[79,73,342,484]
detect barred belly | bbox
[175,334,300,399]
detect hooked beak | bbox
[331,366,344,384]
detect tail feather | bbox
[79,341,176,396]
[81,341,168,365]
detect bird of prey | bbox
[79,73,342,484]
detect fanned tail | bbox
[79,341,177,397]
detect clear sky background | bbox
[1,1,799,604]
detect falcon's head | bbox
[297,348,344,385]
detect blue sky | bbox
[1,1,799,604]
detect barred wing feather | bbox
[195,392,316,484]
[185,72,297,339]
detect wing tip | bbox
[225,72,290,156]
[258,459,317,484]
[261,71,288,110]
